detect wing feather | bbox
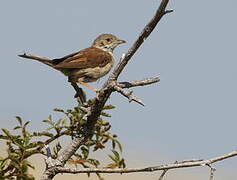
[53,47,112,69]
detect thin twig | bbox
[110,0,172,80]
[113,85,144,106]
[206,164,216,180]
[52,150,237,174]
[158,169,168,180]
[118,77,160,89]
[210,168,216,180]
[164,9,174,15]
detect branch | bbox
[113,85,145,106]
[158,170,168,180]
[118,77,160,89]
[110,1,172,80]
[207,164,216,180]
[112,77,160,106]
[52,150,237,174]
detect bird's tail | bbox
[18,54,54,67]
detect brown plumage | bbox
[19,34,126,90]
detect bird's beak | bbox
[116,39,126,44]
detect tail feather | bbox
[18,54,53,67]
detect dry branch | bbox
[113,85,144,106]
[158,170,168,180]
[51,150,237,174]
[110,1,173,80]
[118,77,160,89]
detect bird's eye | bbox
[106,38,111,42]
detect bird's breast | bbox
[84,60,114,80]
[70,55,115,83]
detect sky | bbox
[1,0,237,179]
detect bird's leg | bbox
[78,82,99,92]
[69,80,86,103]
[78,78,99,93]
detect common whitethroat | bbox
[19,34,126,93]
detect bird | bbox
[18,34,126,100]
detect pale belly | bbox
[58,52,115,83]
[86,63,113,78]
[73,61,114,82]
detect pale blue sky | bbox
[1,1,237,179]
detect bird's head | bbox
[92,34,126,52]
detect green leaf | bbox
[53,108,65,113]
[0,134,8,140]
[100,112,111,117]
[119,158,126,168]
[33,131,54,137]
[13,126,21,130]
[114,139,123,152]
[74,106,81,113]
[25,141,41,149]
[112,140,116,149]
[2,128,12,138]
[104,124,111,131]
[108,154,117,162]
[42,119,51,124]
[103,105,115,110]
[15,116,22,126]
[81,146,89,159]
[0,157,9,168]
[53,142,62,157]
[111,150,120,161]
[23,121,30,128]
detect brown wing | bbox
[52,51,81,65]
[53,47,113,69]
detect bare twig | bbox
[164,9,174,15]
[110,0,172,80]
[113,77,160,105]
[206,164,216,180]
[118,77,160,89]
[176,159,204,164]
[51,150,237,174]
[158,169,168,180]
[113,85,144,106]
